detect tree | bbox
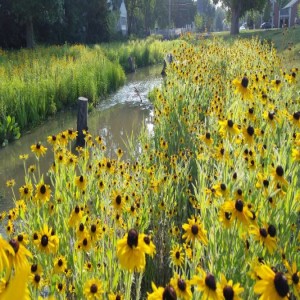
[10,0,64,48]
[213,0,267,34]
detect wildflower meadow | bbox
[0,34,299,300]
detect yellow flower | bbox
[35,181,51,202]
[170,244,185,268]
[221,199,253,227]
[116,229,147,272]
[254,264,289,300]
[53,255,67,273]
[170,273,192,300]
[191,268,220,300]
[147,282,177,300]
[7,239,32,271]
[34,224,59,254]
[83,278,104,300]
[75,175,87,191]
[19,183,33,200]
[31,142,47,157]
[6,179,15,187]
[218,273,244,300]
[182,216,208,245]
[271,165,288,187]
[0,235,14,272]
[232,76,253,100]
[285,261,300,298]
[249,224,277,254]
[219,119,240,137]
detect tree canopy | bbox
[213,0,267,34]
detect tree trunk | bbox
[230,5,241,35]
[26,16,34,48]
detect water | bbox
[0,64,162,212]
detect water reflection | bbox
[0,64,162,211]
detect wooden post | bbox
[76,97,88,147]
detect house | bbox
[107,0,128,36]
[278,0,300,27]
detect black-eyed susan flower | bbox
[221,199,253,227]
[109,292,124,300]
[56,281,66,294]
[7,238,32,272]
[6,179,15,187]
[219,209,232,228]
[116,229,147,272]
[31,142,47,157]
[47,135,58,146]
[232,76,253,100]
[285,261,300,298]
[53,255,67,273]
[0,235,14,271]
[242,125,255,145]
[249,224,277,254]
[147,282,177,300]
[271,79,282,92]
[254,264,290,300]
[141,234,156,257]
[170,273,192,300]
[68,205,84,228]
[170,244,185,268]
[182,216,208,245]
[191,268,220,300]
[35,181,51,203]
[218,274,244,300]
[83,278,103,300]
[271,165,288,187]
[219,119,240,137]
[34,224,59,254]
[111,190,125,211]
[19,183,33,200]
[75,175,87,191]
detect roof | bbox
[283,0,300,9]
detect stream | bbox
[0,64,162,212]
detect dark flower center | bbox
[9,239,19,253]
[292,273,299,284]
[83,238,88,246]
[227,120,234,127]
[17,234,24,242]
[205,274,217,290]
[191,224,199,235]
[268,225,276,237]
[205,132,211,139]
[79,223,84,231]
[259,228,268,238]
[127,229,138,248]
[31,264,38,273]
[36,144,41,149]
[293,111,300,120]
[263,179,269,187]
[175,251,180,259]
[249,107,254,114]
[143,236,150,245]
[274,272,289,297]
[116,296,121,300]
[116,195,122,205]
[246,126,254,136]
[268,112,275,120]
[75,206,80,213]
[58,283,63,290]
[241,76,249,88]
[90,284,98,294]
[40,185,46,194]
[79,175,84,182]
[163,285,177,300]
[41,235,49,247]
[223,286,234,300]
[276,166,284,177]
[24,187,29,194]
[91,224,96,233]
[275,79,281,85]
[177,279,186,291]
[235,199,244,212]
[220,183,226,191]
[34,274,41,283]
[58,259,63,267]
